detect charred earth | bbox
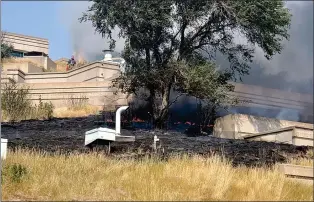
[1,115,312,167]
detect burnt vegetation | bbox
[2,115,312,167]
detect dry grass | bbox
[2,149,313,201]
[288,150,314,167]
[53,105,100,118]
[288,157,313,167]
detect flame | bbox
[132,117,145,122]
[73,50,87,64]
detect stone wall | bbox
[213,114,313,139]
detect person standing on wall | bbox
[67,55,76,71]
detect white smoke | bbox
[57,1,125,61]
[59,1,312,86]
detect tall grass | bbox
[2,149,313,201]
[53,95,100,118]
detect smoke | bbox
[60,1,312,91]
[231,1,313,122]
[243,1,313,94]
[58,1,125,61]
[59,1,313,122]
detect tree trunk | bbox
[148,88,156,127]
[153,83,171,129]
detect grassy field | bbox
[2,149,313,201]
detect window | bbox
[11,51,24,58]
[24,51,45,56]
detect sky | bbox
[1,1,313,94]
[1,1,73,60]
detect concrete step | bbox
[278,164,313,185]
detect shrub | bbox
[1,80,32,121]
[30,96,54,120]
[1,79,55,121]
[2,163,28,184]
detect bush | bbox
[1,80,31,121]
[1,80,55,121]
[2,163,28,184]
[30,96,54,120]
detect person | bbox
[67,55,76,71]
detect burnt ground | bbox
[1,116,312,167]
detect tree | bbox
[80,0,291,128]
[1,31,14,61]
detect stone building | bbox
[2,31,56,71]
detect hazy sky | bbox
[1,1,313,94]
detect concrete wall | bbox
[3,61,120,84]
[3,62,43,73]
[243,126,313,146]
[1,61,127,108]
[23,56,45,68]
[23,82,128,108]
[244,129,294,144]
[3,69,26,83]
[46,57,57,71]
[2,32,49,55]
[293,137,314,147]
[23,56,57,71]
[293,127,314,146]
[213,114,313,139]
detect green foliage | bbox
[1,32,14,61]
[2,164,28,184]
[81,0,291,127]
[35,96,54,120]
[1,80,32,121]
[1,43,14,61]
[1,80,55,122]
[176,61,237,105]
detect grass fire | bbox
[1,0,313,201]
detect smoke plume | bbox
[59,1,313,122]
[60,1,312,92]
[58,1,125,62]
[244,1,313,94]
